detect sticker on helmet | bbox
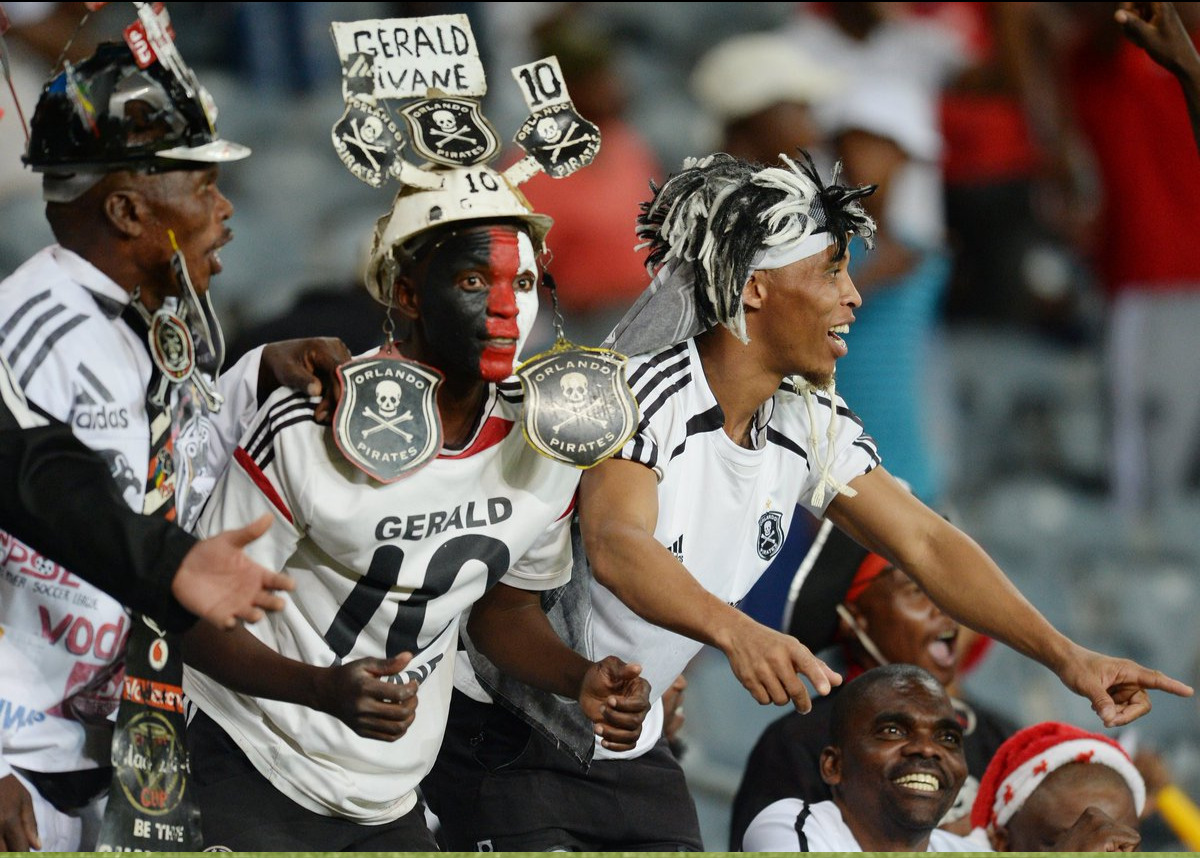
[330,14,487,100]
[331,101,405,187]
[401,96,499,167]
[513,104,600,179]
[516,345,637,468]
[333,351,444,483]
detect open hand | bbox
[173,514,294,629]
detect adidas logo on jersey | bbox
[668,534,684,563]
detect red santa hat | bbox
[971,721,1146,831]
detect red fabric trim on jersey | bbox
[438,417,515,459]
[234,447,293,524]
[556,492,578,521]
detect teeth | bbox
[938,630,955,641]
[894,773,940,792]
[829,324,849,334]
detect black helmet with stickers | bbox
[24,40,248,178]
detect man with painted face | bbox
[424,151,1189,851]
[179,164,651,852]
[0,35,347,853]
[729,522,1018,848]
[743,664,976,851]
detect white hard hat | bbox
[364,164,554,305]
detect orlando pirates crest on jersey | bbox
[183,378,579,823]
[589,338,880,759]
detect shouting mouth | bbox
[828,323,849,357]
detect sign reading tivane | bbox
[330,14,486,100]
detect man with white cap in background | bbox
[427,150,1191,851]
[689,31,838,167]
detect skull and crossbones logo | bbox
[362,380,414,441]
[344,114,389,170]
[429,109,478,147]
[537,116,592,165]
[548,372,608,433]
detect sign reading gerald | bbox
[330,14,487,100]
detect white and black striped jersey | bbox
[590,338,880,760]
[0,245,260,778]
[183,380,579,824]
[744,798,981,852]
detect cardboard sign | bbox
[330,14,486,100]
[511,56,571,112]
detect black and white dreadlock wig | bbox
[605,151,876,355]
[604,152,877,507]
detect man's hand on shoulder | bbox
[259,337,352,423]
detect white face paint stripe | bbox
[515,231,539,358]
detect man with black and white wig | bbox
[427,151,1192,851]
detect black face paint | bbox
[418,225,532,382]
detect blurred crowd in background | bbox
[3,0,1200,849]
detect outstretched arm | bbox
[467,582,650,751]
[827,466,1193,726]
[182,622,418,742]
[579,458,840,712]
[1116,1,1200,156]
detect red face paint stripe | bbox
[234,447,294,524]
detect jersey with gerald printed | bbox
[0,245,260,779]
[183,379,580,824]
[744,798,982,852]
[591,338,880,760]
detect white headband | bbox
[751,231,835,271]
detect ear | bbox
[102,188,147,239]
[837,601,867,637]
[819,745,842,786]
[391,276,420,321]
[742,270,767,310]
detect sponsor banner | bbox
[96,618,200,851]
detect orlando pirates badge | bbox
[756,510,785,560]
[149,310,195,382]
[333,351,443,483]
[331,100,405,188]
[513,103,600,179]
[401,96,499,167]
[516,343,637,468]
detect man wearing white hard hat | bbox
[180,157,651,850]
